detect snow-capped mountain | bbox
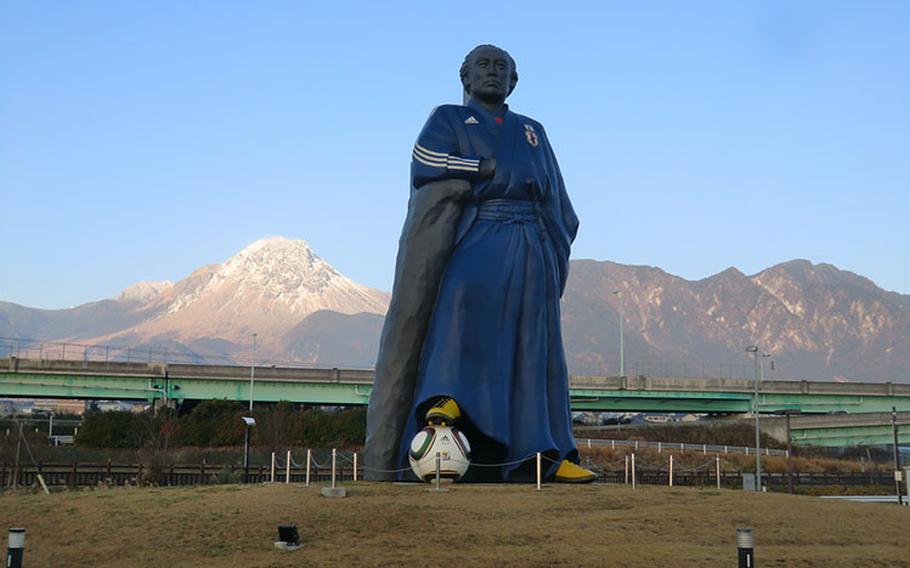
[141,237,387,336]
[0,237,390,362]
[112,237,389,348]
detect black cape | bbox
[363,178,471,480]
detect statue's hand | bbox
[478,158,496,179]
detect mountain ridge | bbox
[1,239,906,382]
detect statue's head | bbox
[460,44,518,105]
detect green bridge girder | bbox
[3,358,910,447]
[0,359,379,406]
[791,426,910,447]
[785,412,910,448]
[0,371,162,401]
[568,389,909,414]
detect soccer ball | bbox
[408,424,471,481]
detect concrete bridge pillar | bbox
[153,398,176,415]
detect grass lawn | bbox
[2,482,908,567]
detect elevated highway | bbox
[3,357,909,446]
[770,411,910,447]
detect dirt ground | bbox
[2,482,908,567]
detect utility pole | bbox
[249,333,257,412]
[746,346,762,491]
[612,290,624,377]
[786,411,794,494]
[12,421,23,490]
[244,332,257,483]
[892,407,903,506]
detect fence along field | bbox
[2,447,899,493]
[2,402,902,495]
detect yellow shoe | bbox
[425,397,461,425]
[555,460,596,483]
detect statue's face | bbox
[464,46,512,103]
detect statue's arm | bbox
[411,107,494,189]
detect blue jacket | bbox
[410,100,579,294]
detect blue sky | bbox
[1,1,908,309]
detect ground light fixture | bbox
[274,524,301,551]
[6,528,25,568]
[737,528,754,567]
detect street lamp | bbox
[612,290,624,377]
[892,406,904,506]
[241,416,256,482]
[249,333,257,412]
[745,345,762,491]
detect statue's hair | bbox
[460,44,518,97]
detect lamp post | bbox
[746,345,762,491]
[249,333,257,412]
[892,407,904,506]
[612,290,624,377]
[241,416,256,482]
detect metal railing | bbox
[0,336,792,379]
[0,336,373,370]
[577,437,789,457]
[0,336,218,366]
[0,459,360,488]
[4,459,893,490]
[10,335,904,385]
[630,360,768,381]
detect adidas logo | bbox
[464,116,479,124]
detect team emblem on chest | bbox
[524,124,539,147]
